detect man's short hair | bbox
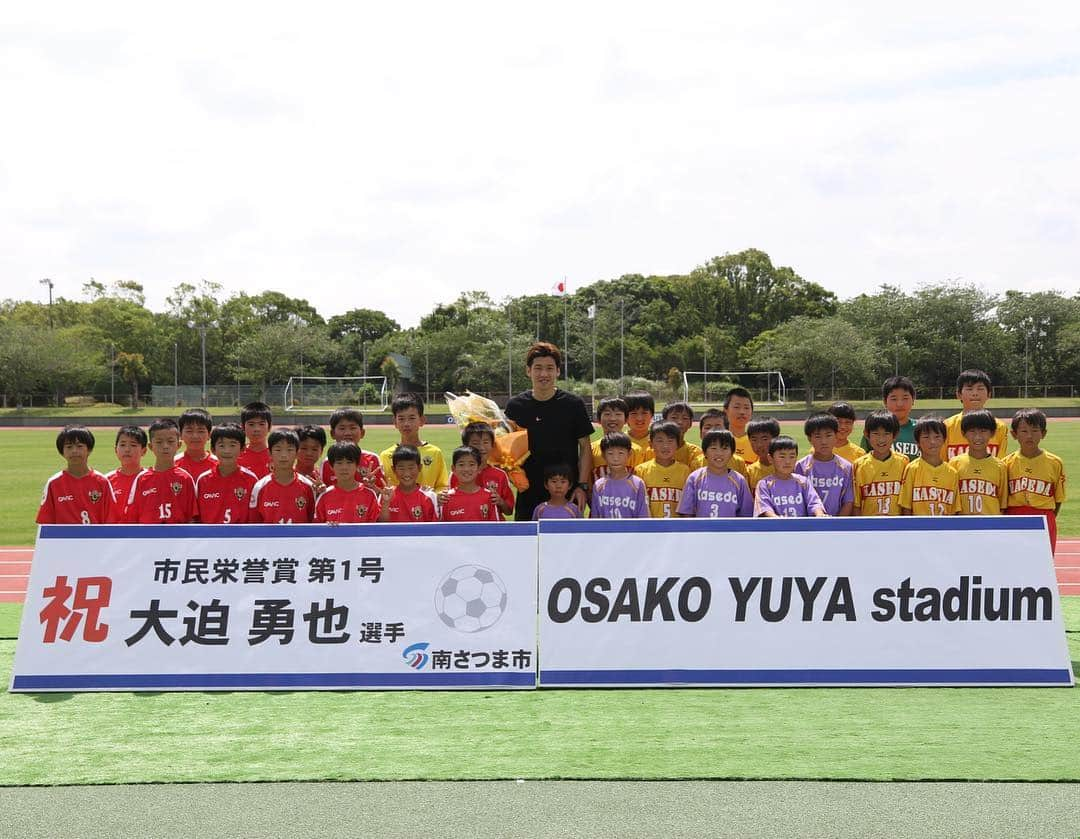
[826,402,857,422]
[863,410,899,436]
[746,417,781,439]
[329,407,364,431]
[56,425,95,455]
[451,445,483,467]
[391,444,421,467]
[526,341,562,370]
[648,420,682,445]
[661,401,693,421]
[882,376,916,401]
[1011,408,1047,434]
[624,392,655,415]
[267,429,299,450]
[701,429,736,453]
[115,425,147,448]
[596,397,629,420]
[599,432,632,453]
[391,393,425,417]
[804,413,839,437]
[178,408,213,432]
[240,401,272,426]
[957,369,992,391]
[543,462,575,484]
[698,408,727,432]
[913,416,946,442]
[326,441,360,464]
[960,409,997,434]
[295,424,327,448]
[461,421,495,446]
[768,435,798,456]
[148,418,179,438]
[210,422,246,448]
[723,387,754,410]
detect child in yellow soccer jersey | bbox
[900,417,959,516]
[1004,408,1066,551]
[634,420,690,518]
[724,387,756,463]
[745,417,780,493]
[852,410,908,516]
[663,401,704,468]
[695,409,749,477]
[827,402,866,464]
[949,409,1008,516]
[943,370,1009,460]
[590,397,645,480]
[624,392,656,462]
[378,393,449,492]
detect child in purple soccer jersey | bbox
[755,436,827,518]
[532,463,582,519]
[590,433,650,519]
[793,413,854,517]
[677,429,753,517]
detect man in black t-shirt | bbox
[505,342,594,520]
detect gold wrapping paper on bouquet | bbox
[445,391,531,491]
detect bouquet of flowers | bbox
[444,391,530,491]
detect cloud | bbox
[0,2,1078,326]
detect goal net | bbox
[283,376,389,413]
[681,370,786,407]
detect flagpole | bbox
[619,298,625,394]
[562,276,568,383]
[591,303,597,415]
[507,303,513,401]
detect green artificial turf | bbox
[1,600,1078,786]
[4,421,1079,545]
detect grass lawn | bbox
[0,598,1078,785]
[3,418,1078,544]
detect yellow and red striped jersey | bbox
[852,451,909,516]
[949,453,1008,516]
[943,412,1009,460]
[1003,450,1066,511]
[900,459,959,516]
[633,459,690,519]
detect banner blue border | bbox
[12,671,535,690]
[38,522,539,540]
[540,668,1073,686]
[538,516,1045,534]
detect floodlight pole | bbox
[109,343,115,404]
[507,303,513,400]
[619,298,625,393]
[425,345,430,403]
[591,307,597,415]
[200,326,207,407]
[173,342,178,396]
[40,278,54,328]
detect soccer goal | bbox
[283,376,389,413]
[681,370,786,407]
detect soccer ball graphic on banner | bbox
[434,565,508,633]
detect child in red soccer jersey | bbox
[105,425,147,507]
[249,429,316,523]
[237,401,273,478]
[294,424,327,492]
[315,442,381,523]
[380,446,439,522]
[1004,408,1067,551]
[195,423,258,524]
[175,408,218,480]
[320,407,385,489]
[445,422,514,517]
[441,447,501,522]
[124,418,198,523]
[37,426,117,524]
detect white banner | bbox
[11,523,538,692]
[538,517,1073,687]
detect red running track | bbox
[4,540,1080,604]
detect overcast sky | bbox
[2,3,1078,327]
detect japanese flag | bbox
[553,280,566,295]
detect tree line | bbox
[2,249,1078,407]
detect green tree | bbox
[743,316,881,407]
[115,351,149,406]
